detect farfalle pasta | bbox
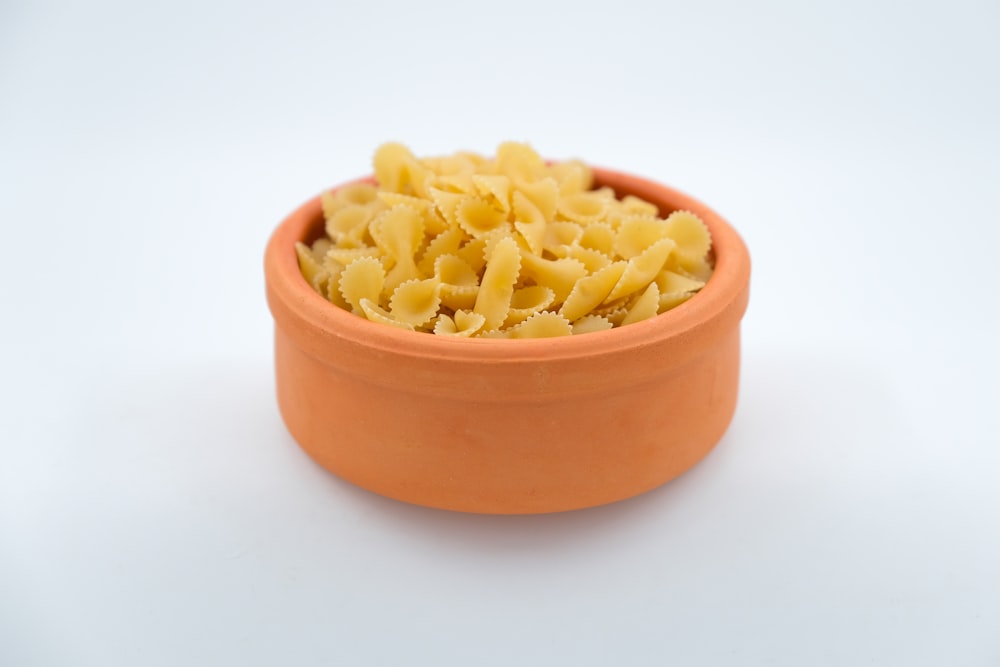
[296,142,714,338]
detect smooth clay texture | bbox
[265,168,751,514]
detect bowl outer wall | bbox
[264,167,751,513]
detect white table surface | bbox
[2,1,998,665]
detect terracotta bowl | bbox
[265,167,751,514]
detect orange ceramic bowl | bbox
[265,168,750,514]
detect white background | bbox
[2,0,998,664]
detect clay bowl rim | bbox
[265,166,750,365]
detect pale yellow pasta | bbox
[481,227,516,266]
[662,210,712,271]
[659,291,695,312]
[455,234,490,274]
[310,237,333,260]
[327,246,381,267]
[326,205,375,245]
[389,277,442,327]
[519,253,589,304]
[472,174,512,213]
[417,228,464,275]
[433,310,486,337]
[373,143,429,197]
[295,242,327,290]
[557,192,608,225]
[508,311,573,339]
[511,190,547,255]
[655,269,705,295]
[543,221,584,252]
[593,304,629,326]
[359,298,415,331]
[474,236,521,331]
[516,177,559,220]
[504,285,556,327]
[376,205,424,291]
[455,196,507,237]
[549,159,592,195]
[562,245,611,273]
[571,314,614,335]
[322,183,380,220]
[339,257,386,313]
[579,223,615,255]
[495,141,547,183]
[439,169,480,192]
[439,284,479,311]
[434,254,479,288]
[614,217,670,259]
[560,261,628,323]
[299,142,715,337]
[620,281,661,326]
[621,195,659,217]
[606,238,676,302]
[427,188,465,229]
[324,269,351,311]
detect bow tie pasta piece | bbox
[512,190,547,255]
[417,228,464,276]
[620,281,661,326]
[571,314,614,335]
[433,310,487,337]
[562,246,612,273]
[374,206,425,260]
[496,141,547,183]
[579,222,615,255]
[327,246,382,267]
[514,177,559,221]
[378,192,448,236]
[654,270,705,295]
[614,217,672,259]
[435,254,481,311]
[659,291,695,312]
[359,298,415,331]
[549,159,593,195]
[507,311,573,339]
[560,261,628,323]
[557,192,609,225]
[434,254,479,288]
[427,188,467,230]
[519,253,589,305]
[543,221,584,253]
[373,143,430,197]
[606,238,676,303]
[295,242,328,292]
[504,285,556,327]
[455,235,489,274]
[482,227,518,262]
[474,236,521,331]
[325,204,378,248]
[456,196,507,237]
[620,195,659,217]
[298,142,714,337]
[430,171,477,195]
[339,257,387,314]
[321,183,381,221]
[472,174,512,214]
[662,210,712,272]
[324,268,352,311]
[375,205,425,292]
[389,277,443,327]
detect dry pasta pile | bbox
[295,142,713,338]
